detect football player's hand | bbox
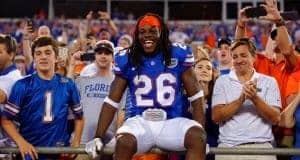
[85,138,103,158]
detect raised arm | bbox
[235,7,250,39]
[260,0,298,68]
[22,21,33,71]
[99,11,119,37]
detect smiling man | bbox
[212,38,281,160]
[85,13,207,160]
[1,37,84,160]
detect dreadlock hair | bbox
[128,13,172,71]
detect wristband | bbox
[188,90,204,102]
[104,96,120,109]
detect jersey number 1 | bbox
[43,91,53,122]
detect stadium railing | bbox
[1,146,300,156]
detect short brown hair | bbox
[230,38,256,56]
[0,34,17,54]
[31,37,58,57]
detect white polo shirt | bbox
[212,70,281,147]
[0,65,22,147]
[0,69,22,98]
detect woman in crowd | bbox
[193,54,219,160]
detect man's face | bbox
[33,45,56,73]
[0,44,13,72]
[99,31,111,40]
[38,27,51,37]
[232,45,254,74]
[95,49,113,70]
[15,60,26,75]
[138,24,161,54]
[217,44,232,65]
[118,39,130,48]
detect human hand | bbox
[70,51,84,66]
[86,11,93,21]
[23,21,33,40]
[259,0,282,22]
[237,7,252,28]
[0,89,7,104]
[66,138,81,159]
[98,11,110,20]
[243,80,258,100]
[85,138,103,158]
[17,139,38,160]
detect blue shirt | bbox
[114,44,194,119]
[2,73,83,147]
[292,104,300,160]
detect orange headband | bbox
[138,15,161,29]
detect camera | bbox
[26,18,35,33]
[245,6,267,18]
[245,6,299,20]
[80,47,95,61]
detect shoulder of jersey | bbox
[171,43,193,65]
[12,74,33,88]
[114,50,130,72]
[55,74,72,83]
[18,74,33,82]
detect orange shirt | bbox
[206,33,216,48]
[74,63,86,76]
[254,53,300,136]
[254,54,298,108]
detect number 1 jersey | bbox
[2,73,83,146]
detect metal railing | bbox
[1,147,300,156]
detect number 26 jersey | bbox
[114,44,194,119]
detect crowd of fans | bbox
[0,12,300,51]
[1,0,300,160]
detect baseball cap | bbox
[94,40,114,54]
[14,54,25,62]
[217,37,231,48]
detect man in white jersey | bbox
[75,40,121,160]
[0,34,22,158]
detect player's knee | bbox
[184,126,207,149]
[116,133,137,152]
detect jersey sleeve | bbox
[113,51,130,79]
[2,80,26,120]
[172,43,194,72]
[68,78,83,119]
